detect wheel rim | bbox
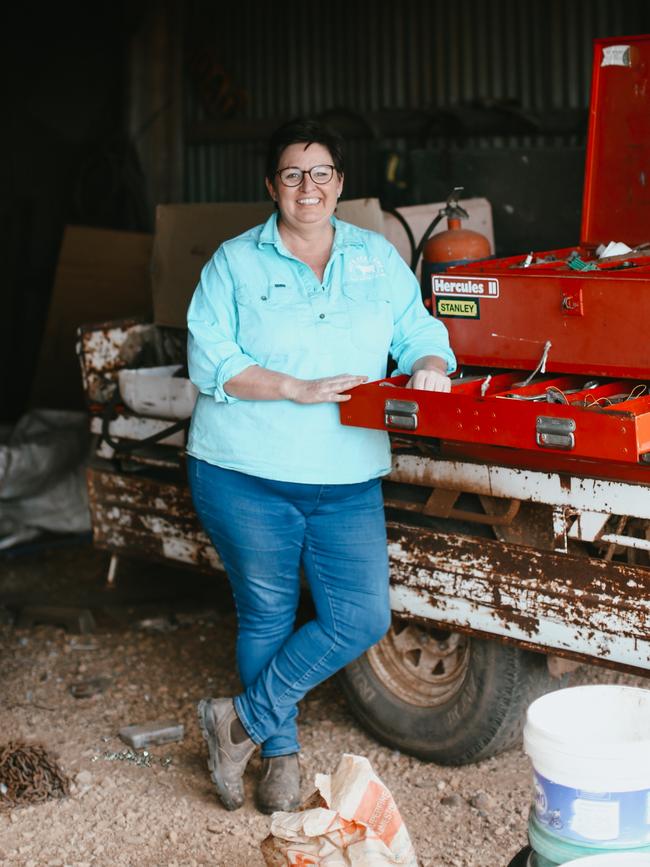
[366,621,471,707]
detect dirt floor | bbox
[0,540,645,867]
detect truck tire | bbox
[339,620,557,765]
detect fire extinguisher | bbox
[412,187,491,306]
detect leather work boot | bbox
[197,697,257,810]
[256,752,301,814]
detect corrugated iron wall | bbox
[183,0,650,203]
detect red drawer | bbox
[340,372,650,467]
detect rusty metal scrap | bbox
[86,465,650,671]
[384,486,521,526]
[86,468,222,574]
[388,454,650,520]
[0,742,70,810]
[386,521,650,672]
[118,720,184,749]
[76,319,185,406]
[77,319,153,404]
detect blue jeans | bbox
[187,457,391,757]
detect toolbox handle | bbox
[536,416,576,450]
[385,399,419,431]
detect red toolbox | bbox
[341,34,650,481]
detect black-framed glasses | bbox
[276,164,336,187]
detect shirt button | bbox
[319,313,325,319]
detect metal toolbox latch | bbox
[384,399,419,431]
[536,416,576,450]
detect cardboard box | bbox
[337,197,385,235]
[151,198,386,329]
[151,202,273,329]
[30,226,153,409]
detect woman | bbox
[186,118,455,814]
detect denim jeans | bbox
[187,457,391,757]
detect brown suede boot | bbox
[256,752,301,814]
[197,697,257,811]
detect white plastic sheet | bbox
[0,410,90,548]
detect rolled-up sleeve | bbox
[386,243,457,375]
[186,250,258,404]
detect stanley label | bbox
[436,297,480,319]
[432,276,499,298]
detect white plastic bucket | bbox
[524,685,650,847]
[563,856,650,866]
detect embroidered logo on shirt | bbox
[348,255,386,281]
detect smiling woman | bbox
[184,116,456,816]
[264,128,344,280]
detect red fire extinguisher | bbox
[412,187,491,306]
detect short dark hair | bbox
[265,117,345,182]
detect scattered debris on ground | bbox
[0,543,646,866]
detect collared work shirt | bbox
[186,214,456,483]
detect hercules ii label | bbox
[432,276,499,298]
[435,298,480,319]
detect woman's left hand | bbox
[405,368,452,392]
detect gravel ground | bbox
[0,542,645,867]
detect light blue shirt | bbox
[186,213,456,484]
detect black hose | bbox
[411,211,445,273]
[382,207,416,266]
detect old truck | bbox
[77,34,650,766]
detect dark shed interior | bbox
[4,0,650,423]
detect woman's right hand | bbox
[285,374,368,404]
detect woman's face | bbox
[265,142,343,232]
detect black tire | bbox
[339,621,557,765]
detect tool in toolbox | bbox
[341,34,650,481]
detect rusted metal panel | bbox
[77,320,185,405]
[78,320,190,461]
[77,320,154,404]
[87,466,650,671]
[92,501,221,572]
[388,455,650,520]
[87,468,220,573]
[88,468,190,514]
[386,522,650,672]
[385,487,521,526]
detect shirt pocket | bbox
[341,283,394,354]
[235,282,313,358]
